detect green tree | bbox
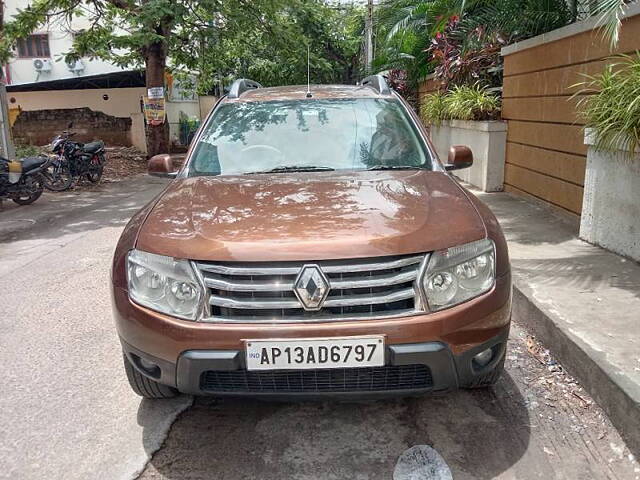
[2,0,207,155]
[172,1,365,94]
[1,1,365,156]
[591,0,637,47]
[373,0,571,92]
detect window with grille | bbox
[16,35,50,58]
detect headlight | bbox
[423,239,495,311]
[127,249,202,320]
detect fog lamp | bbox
[473,347,494,367]
[139,357,157,371]
[134,354,161,378]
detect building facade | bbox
[2,1,124,85]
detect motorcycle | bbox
[43,124,106,191]
[0,155,49,205]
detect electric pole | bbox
[0,0,16,160]
[365,0,373,73]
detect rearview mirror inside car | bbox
[148,154,178,178]
[445,145,473,171]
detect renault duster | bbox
[111,76,511,399]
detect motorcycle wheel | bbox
[43,160,73,191]
[86,154,105,183]
[12,174,44,205]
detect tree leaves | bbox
[1,0,364,91]
[573,53,640,154]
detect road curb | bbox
[512,279,640,457]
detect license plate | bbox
[245,336,385,371]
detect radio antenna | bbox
[306,43,312,98]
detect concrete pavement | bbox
[475,189,640,457]
[0,177,191,479]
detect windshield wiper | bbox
[366,165,422,171]
[244,165,335,174]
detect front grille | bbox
[200,365,433,393]
[195,254,426,322]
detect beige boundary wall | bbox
[9,87,147,152]
[9,87,145,119]
[9,87,209,154]
[500,3,640,215]
[198,95,219,119]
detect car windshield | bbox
[188,98,433,176]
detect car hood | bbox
[136,170,486,262]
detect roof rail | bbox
[361,74,391,95]
[227,78,263,99]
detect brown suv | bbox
[111,76,511,399]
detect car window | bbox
[188,98,433,176]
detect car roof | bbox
[222,84,394,103]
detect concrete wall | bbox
[7,87,206,151]
[13,107,132,146]
[500,3,640,215]
[167,99,200,144]
[130,113,147,154]
[8,87,145,118]
[9,87,145,148]
[429,120,507,192]
[3,0,124,85]
[199,96,219,120]
[580,133,640,261]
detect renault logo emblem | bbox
[293,265,330,311]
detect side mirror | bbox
[445,145,473,171]
[148,154,178,178]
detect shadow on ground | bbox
[474,191,578,247]
[474,191,640,301]
[136,372,529,480]
[0,176,168,245]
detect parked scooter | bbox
[42,123,106,191]
[0,155,49,205]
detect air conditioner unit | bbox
[33,58,52,72]
[66,59,85,73]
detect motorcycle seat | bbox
[21,156,48,171]
[82,141,104,153]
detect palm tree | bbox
[592,0,637,47]
[377,0,466,40]
[373,0,468,85]
[373,0,572,85]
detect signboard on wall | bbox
[143,96,166,126]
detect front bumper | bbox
[115,270,511,398]
[121,326,509,398]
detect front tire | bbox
[43,160,73,191]
[123,353,178,399]
[12,174,44,205]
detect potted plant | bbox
[418,17,507,192]
[574,54,640,261]
[422,84,506,192]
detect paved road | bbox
[140,320,640,480]
[0,177,191,480]
[1,176,638,480]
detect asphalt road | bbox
[1,176,638,480]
